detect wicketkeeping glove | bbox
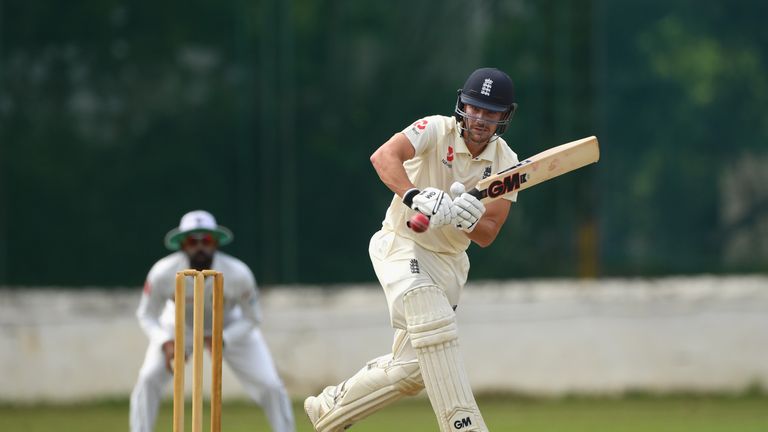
[450,182,486,232]
[402,187,454,227]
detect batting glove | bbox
[450,182,485,232]
[403,187,454,227]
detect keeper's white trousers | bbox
[129,327,295,432]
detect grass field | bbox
[1,394,766,431]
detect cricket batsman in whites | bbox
[304,67,520,431]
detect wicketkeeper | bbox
[304,67,520,431]
[130,210,295,432]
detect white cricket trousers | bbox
[129,328,295,432]
[369,229,469,330]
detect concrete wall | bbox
[1,275,767,402]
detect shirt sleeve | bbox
[136,277,173,342]
[401,116,438,156]
[222,266,262,346]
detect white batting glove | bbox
[403,187,454,227]
[450,182,485,232]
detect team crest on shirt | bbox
[409,259,420,274]
[482,165,493,179]
[441,146,454,168]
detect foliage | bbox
[1,0,766,286]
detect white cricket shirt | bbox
[380,115,519,255]
[136,251,262,347]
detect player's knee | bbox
[402,286,458,349]
[395,361,424,395]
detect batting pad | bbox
[305,353,423,432]
[403,286,487,432]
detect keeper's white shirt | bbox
[380,115,519,254]
[130,251,295,432]
[136,251,262,347]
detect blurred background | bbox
[2,0,766,287]
[1,0,768,430]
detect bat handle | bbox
[466,188,483,200]
[450,181,483,201]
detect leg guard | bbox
[304,331,424,432]
[403,286,487,432]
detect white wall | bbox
[1,275,767,402]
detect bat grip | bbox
[467,188,483,200]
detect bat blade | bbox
[470,136,600,201]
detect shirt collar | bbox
[452,123,498,162]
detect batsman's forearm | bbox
[465,218,502,247]
[370,151,415,197]
[465,199,511,247]
[378,165,414,197]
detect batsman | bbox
[305,67,521,432]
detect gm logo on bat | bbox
[479,172,529,199]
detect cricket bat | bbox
[408,136,599,231]
[466,135,600,202]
